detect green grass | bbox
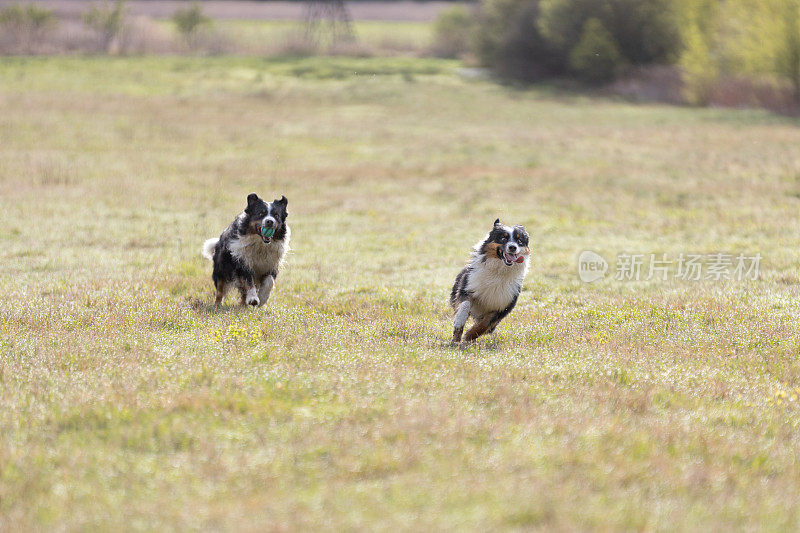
[1,55,800,530]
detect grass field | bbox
[1,55,800,530]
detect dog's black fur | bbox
[202,193,290,307]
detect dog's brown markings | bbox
[482,242,503,260]
[463,315,494,342]
[214,279,228,307]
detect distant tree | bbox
[569,18,622,83]
[539,0,681,66]
[304,0,355,50]
[679,19,718,104]
[474,0,564,80]
[680,0,800,105]
[475,0,681,81]
[777,0,800,102]
[431,5,475,58]
[0,3,56,53]
[84,0,128,53]
[172,2,210,49]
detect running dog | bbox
[202,193,290,307]
[450,219,530,344]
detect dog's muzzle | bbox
[501,244,525,266]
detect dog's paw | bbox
[246,295,260,306]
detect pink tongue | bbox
[515,256,524,263]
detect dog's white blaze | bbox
[262,204,277,228]
[454,300,471,329]
[502,225,520,255]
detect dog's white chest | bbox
[229,233,289,276]
[467,261,525,312]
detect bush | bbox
[172,3,210,49]
[679,20,718,105]
[776,1,800,102]
[84,0,127,53]
[431,6,474,59]
[569,18,622,83]
[0,3,56,53]
[474,0,564,80]
[539,0,681,65]
[475,0,681,81]
[675,0,800,110]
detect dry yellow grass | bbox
[1,56,800,530]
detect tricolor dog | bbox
[450,219,530,344]
[202,193,290,307]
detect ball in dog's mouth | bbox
[259,226,275,244]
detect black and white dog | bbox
[202,193,290,307]
[450,219,530,344]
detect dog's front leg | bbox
[243,286,259,306]
[257,274,275,307]
[452,300,471,345]
[235,266,259,306]
[463,314,492,343]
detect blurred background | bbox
[1,0,798,116]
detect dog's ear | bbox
[494,218,501,226]
[274,195,288,217]
[245,193,260,213]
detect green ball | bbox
[260,226,275,238]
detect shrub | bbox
[679,20,718,105]
[475,0,681,81]
[431,6,474,59]
[0,3,54,30]
[83,0,127,53]
[676,0,800,109]
[569,18,622,83]
[474,0,564,80]
[0,3,56,53]
[539,0,681,66]
[172,2,210,49]
[776,1,800,102]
